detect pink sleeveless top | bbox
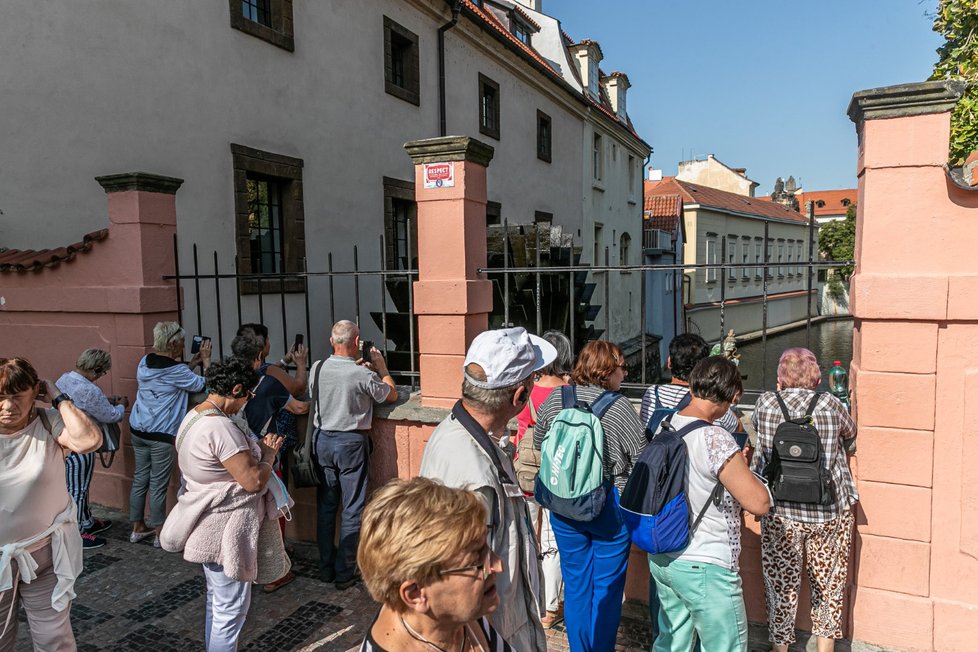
[0,409,71,547]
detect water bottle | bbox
[828,361,850,410]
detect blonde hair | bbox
[358,477,487,611]
[77,349,112,375]
[153,321,185,352]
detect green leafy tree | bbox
[819,205,856,281]
[930,0,978,164]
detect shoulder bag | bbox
[291,361,322,488]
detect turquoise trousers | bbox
[648,555,748,652]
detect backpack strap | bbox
[804,391,823,417]
[589,390,622,419]
[560,384,576,410]
[175,409,222,451]
[775,391,793,421]
[660,414,711,438]
[653,385,663,410]
[527,389,539,425]
[676,391,693,411]
[690,482,724,534]
[36,408,53,436]
[304,360,324,454]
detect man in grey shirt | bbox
[310,320,397,589]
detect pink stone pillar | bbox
[404,137,495,408]
[846,81,974,651]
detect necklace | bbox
[399,616,467,652]
[201,399,229,418]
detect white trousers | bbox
[202,562,252,651]
[527,499,563,612]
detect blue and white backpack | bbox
[620,415,722,554]
[534,385,619,522]
[644,385,692,441]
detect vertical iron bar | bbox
[762,221,770,389]
[279,273,288,355]
[192,244,202,338]
[328,253,336,328]
[535,225,542,335]
[303,257,312,363]
[503,219,510,327]
[172,233,182,328]
[213,251,224,358]
[604,247,610,340]
[354,245,361,328]
[379,234,389,357]
[234,256,243,329]
[257,268,265,327]
[806,201,816,350]
[569,265,576,352]
[640,258,647,384]
[719,237,726,343]
[407,219,417,390]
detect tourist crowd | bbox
[0,321,856,652]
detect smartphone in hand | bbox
[293,333,303,351]
[360,340,374,362]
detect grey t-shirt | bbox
[310,356,392,432]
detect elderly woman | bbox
[750,348,856,652]
[532,340,646,652]
[55,348,128,549]
[514,329,573,629]
[0,357,102,650]
[357,477,513,651]
[648,356,772,652]
[129,321,211,547]
[160,357,288,651]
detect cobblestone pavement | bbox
[14,507,653,651]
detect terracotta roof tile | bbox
[644,194,683,235]
[0,229,109,273]
[646,178,807,223]
[511,5,541,31]
[463,1,558,76]
[795,189,856,216]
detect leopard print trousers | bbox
[760,509,854,646]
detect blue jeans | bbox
[129,434,175,528]
[314,430,369,582]
[550,489,631,652]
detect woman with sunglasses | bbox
[358,477,515,651]
[159,357,288,651]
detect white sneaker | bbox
[129,530,154,544]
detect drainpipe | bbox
[438,0,463,137]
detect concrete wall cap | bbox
[848,79,968,124]
[404,136,495,167]
[95,172,185,195]
[374,388,450,424]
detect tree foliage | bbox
[819,205,856,281]
[930,0,978,164]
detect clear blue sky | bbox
[552,0,943,193]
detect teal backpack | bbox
[534,385,619,522]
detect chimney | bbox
[568,40,603,100]
[601,72,630,120]
[648,169,663,181]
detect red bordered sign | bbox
[423,162,455,189]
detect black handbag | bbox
[97,421,122,468]
[291,361,322,488]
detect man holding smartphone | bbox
[309,320,397,589]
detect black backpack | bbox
[763,391,834,506]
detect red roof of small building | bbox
[646,177,807,223]
[795,189,856,217]
[0,229,109,273]
[644,194,683,234]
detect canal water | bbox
[736,318,854,401]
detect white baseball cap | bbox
[463,327,558,389]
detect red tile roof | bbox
[644,194,683,234]
[0,229,109,273]
[646,177,807,223]
[511,5,541,31]
[795,189,856,217]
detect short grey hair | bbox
[540,330,573,378]
[230,332,263,362]
[331,320,358,345]
[153,321,185,352]
[77,349,112,375]
[461,363,528,413]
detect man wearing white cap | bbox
[420,327,556,652]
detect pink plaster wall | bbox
[849,106,978,650]
[0,181,180,517]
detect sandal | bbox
[540,609,562,629]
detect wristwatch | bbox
[52,393,73,409]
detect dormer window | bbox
[513,20,531,46]
[588,59,599,97]
[816,200,826,208]
[570,41,604,101]
[841,198,851,206]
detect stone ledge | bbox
[374,388,450,424]
[848,79,967,124]
[96,172,184,195]
[404,136,495,167]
